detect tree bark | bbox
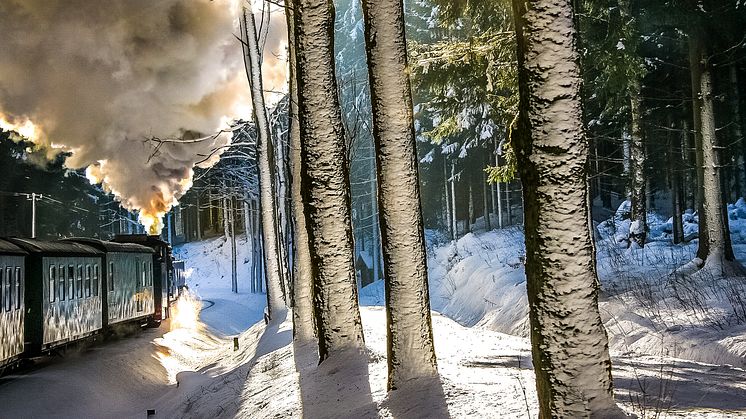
[292,0,365,360]
[285,3,315,342]
[240,6,286,318]
[468,181,475,231]
[450,162,457,237]
[483,156,492,231]
[629,78,647,247]
[668,114,684,244]
[689,33,710,262]
[230,198,238,293]
[444,158,453,238]
[691,31,736,268]
[361,0,438,390]
[510,0,621,416]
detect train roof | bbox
[0,238,28,255]
[6,238,102,256]
[112,234,170,248]
[60,238,155,254]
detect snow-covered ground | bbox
[2,214,746,418]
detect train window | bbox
[142,261,147,287]
[59,265,65,301]
[0,268,3,312]
[5,267,12,311]
[93,265,99,296]
[49,265,57,303]
[85,265,92,298]
[148,262,152,286]
[77,265,83,298]
[68,265,75,300]
[15,267,21,310]
[135,263,141,289]
[108,262,115,292]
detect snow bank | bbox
[174,235,267,335]
[402,210,746,370]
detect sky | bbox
[0,0,287,233]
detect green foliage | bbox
[408,0,519,181]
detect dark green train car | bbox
[0,239,27,367]
[8,238,103,354]
[112,235,174,324]
[63,239,155,328]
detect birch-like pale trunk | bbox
[285,3,315,342]
[629,78,647,247]
[361,0,438,390]
[291,0,365,360]
[510,0,622,416]
[240,6,285,318]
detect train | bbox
[0,234,185,371]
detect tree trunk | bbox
[371,172,380,283]
[483,157,492,231]
[285,3,315,342]
[505,182,513,226]
[230,198,238,293]
[444,158,453,238]
[496,180,503,228]
[468,181,475,231]
[361,0,438,390]
[689,33,710,262]
[240,6,286,318]
[668,114,684,244]
[510,0,621,416]
[450,162,457,237]
[629,78,647,247]
[292,0,365,360]
[691,32,736,269]
[194,195,201,241]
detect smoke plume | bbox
[0,0,287,234]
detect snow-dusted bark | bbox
[629,78,647,247]
[240,6,286,318]
[285,4,315,343]
[291,0,365,360]
[690,32,736,271]
[361,0,438,390]
[510,0,622,416]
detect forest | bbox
[1,0,746,417]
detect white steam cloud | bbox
[0,0,287,234]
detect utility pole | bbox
[30,192,41,238]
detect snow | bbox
[172,235,267,335]
[3,214,746,417]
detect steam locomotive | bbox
[0,234,185,371]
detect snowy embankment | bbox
[4,221,745,418]
[173,235,267,335]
